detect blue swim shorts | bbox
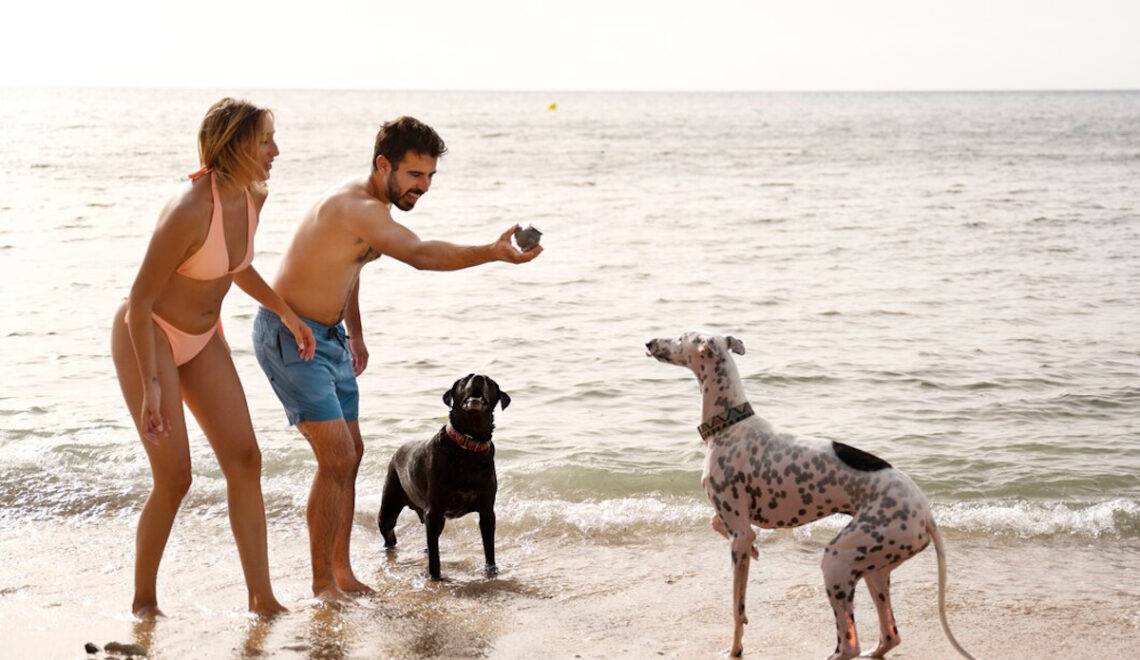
[252,307,360,426]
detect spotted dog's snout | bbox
[646,337,681,364]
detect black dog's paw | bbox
[484,564,499,578]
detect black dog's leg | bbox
[479,508,497,576]
[425,510,446,580]
[378,466,407,547]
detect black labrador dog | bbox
[378,374,510,579]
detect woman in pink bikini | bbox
[111,98,314,617]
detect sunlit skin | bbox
[266,139,542,604]
[384,152,434,211]
[111,110,312,618]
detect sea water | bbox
[0,88,1137,656]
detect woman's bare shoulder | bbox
[154,178,212,235]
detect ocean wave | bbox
[489,497,1140,541]
[978,389,1139,421]
[932,499,1140,539]
[2,460,1135,543]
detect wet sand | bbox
[1,516,1136,659]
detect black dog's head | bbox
[443,374,510,439]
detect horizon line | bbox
[3,84,1139,94]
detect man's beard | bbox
[387,174,423,211]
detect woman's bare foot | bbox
[132,603,166,620]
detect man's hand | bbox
[349,334,369,376]
[494,224,543,263]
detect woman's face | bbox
[256,115,280,180]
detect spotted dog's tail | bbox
[929,518,979,660]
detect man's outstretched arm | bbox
[349,204,543,271]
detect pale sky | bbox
[3,0,1138,91]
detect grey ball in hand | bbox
[514,225,543,251]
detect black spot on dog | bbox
[832,442,892,472]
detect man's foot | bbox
[250,596,289,617]
[313,585,356,606]
[335,574,375,595]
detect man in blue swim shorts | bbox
[253,116,542,603]
[253,310,359,426]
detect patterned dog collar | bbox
[698,402,755,441]
[445,423,493,453]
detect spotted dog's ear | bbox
[726,336,746,355]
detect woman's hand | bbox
[283,312,316,361]
[140,382,171,444]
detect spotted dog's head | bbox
[646,332,746,372]
[443,374,510,437]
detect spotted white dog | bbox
[646,332,976,660]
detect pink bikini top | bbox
[176,168,258,280]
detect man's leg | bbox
[296,419,369,601]
[331,420,372,593]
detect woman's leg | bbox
[178,334,285,615]
[111,304,193,618]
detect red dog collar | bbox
[445,423,493,453]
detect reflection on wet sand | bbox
[240,614,279,659]
[130,617,157,656]
[284,546,550,659]
[306,602,353,659]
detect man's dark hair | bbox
[372,116,447,171]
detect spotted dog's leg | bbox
[711,514,758,558]
[711,513,730,540]
[862,568,900,657]
[821,519,872,660]
[728,526,756,657]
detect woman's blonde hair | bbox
[197,98,273,190]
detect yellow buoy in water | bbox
[548,102,557,111]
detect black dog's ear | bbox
[443,376,466,408]
[498,390,511,410]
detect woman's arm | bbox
[125,197,200,442]
[233,266,316,360]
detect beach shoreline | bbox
[3,517,1136,659]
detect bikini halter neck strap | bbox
[188,166,213,181]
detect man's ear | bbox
[374,154,392,174]
[726,336,746,355]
